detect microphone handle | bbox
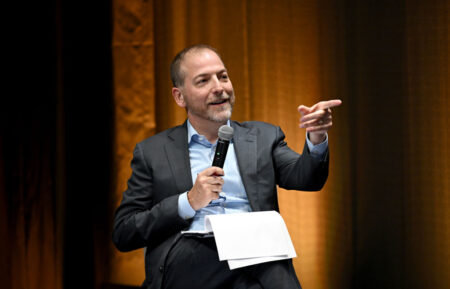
[212,139,230,168]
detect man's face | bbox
[176,49,235,124]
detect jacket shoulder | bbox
[136,123,186,148]
[232,120,278,130]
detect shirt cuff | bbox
[178,192,196,220]
[306,133,328,160]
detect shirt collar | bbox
[187,119,232,144]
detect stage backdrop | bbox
[109,1,449,289]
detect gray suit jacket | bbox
[112,120,329,289]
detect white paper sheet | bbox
[227,254,295,270]
[204,211,297,269]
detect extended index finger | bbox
[314,99,342,111]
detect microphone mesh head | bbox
[218,125,234,141]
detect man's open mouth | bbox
[210,99,228,105]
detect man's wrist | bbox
[306,132,328,160]
[308,132,326,145]
[178,192,196,220]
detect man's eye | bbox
[220,74,229,79]
[197,79,207,84]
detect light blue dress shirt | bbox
[178,120,328,231]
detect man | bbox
[113,44,341,289]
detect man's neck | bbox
[188,117,228,143]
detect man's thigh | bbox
[162,236,237,289]
[163,236,301,289]
[245,259,302,289]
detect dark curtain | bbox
[1,1,113,289]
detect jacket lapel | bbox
[231,121,260,211]
[164,120,259,210]
[165,122,193,193]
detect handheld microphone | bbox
[212,125,234,168]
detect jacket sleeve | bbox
[112,143,191,252]
[272,126,329,191]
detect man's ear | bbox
[172,87,186,108]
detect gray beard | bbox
[208,105,233,122]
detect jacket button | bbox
[159,266,164,272]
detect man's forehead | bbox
[181,49,225,72]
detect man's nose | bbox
[211,76,224,95]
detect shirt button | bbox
[159,266,164,272]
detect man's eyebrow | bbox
[193,69,228,80]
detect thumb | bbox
[209,166,225,176]
[298,105,311,116]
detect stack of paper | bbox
[203,211,296,269]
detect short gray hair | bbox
[170,44,221,87]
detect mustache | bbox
[208,93,232,104]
